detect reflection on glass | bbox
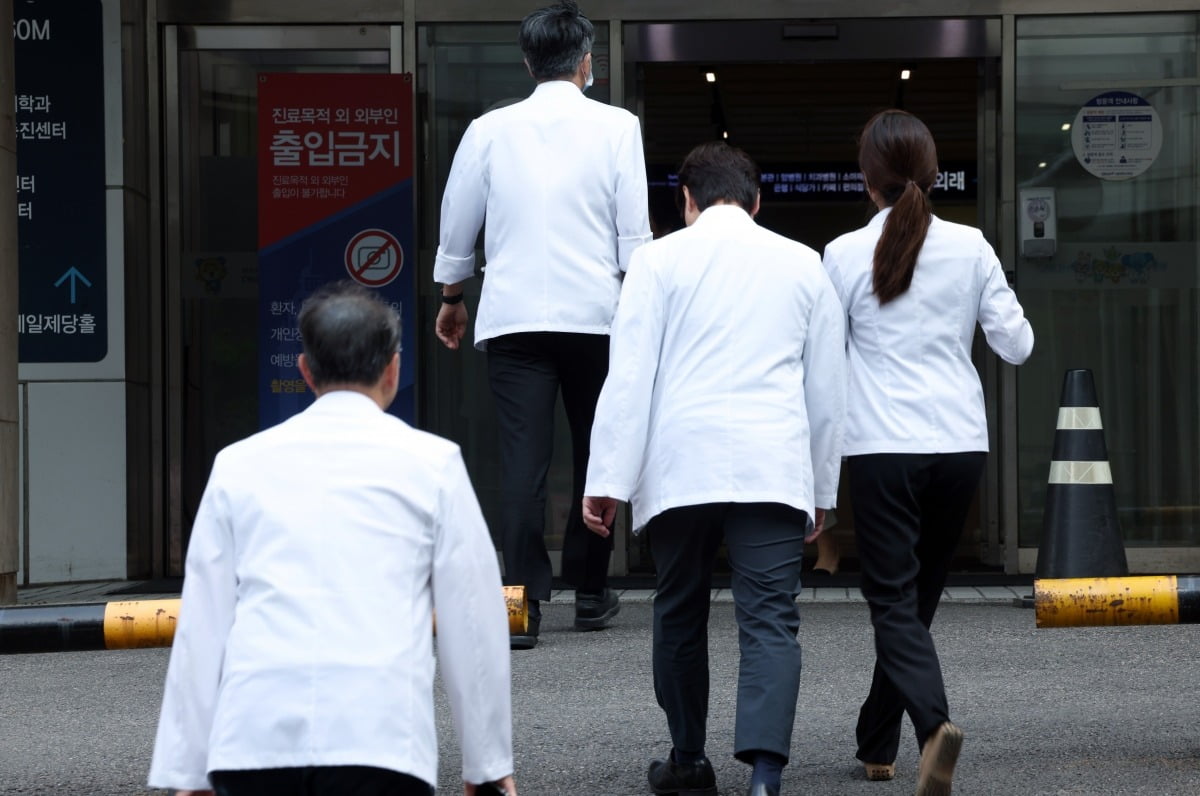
[178,49,387,530]
[1015,15,1200,547]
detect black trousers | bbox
[647,502,808,764]
[848,452,986,764]
[486,331,613,602]
[210,765,432,796]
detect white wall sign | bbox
[1071,91,1162,181]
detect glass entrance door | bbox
[414,22,625,580]
[163,26,395,571]
[1013,13,1200,573]
[625,18,1006,573]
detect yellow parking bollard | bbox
[1034,575,1200,628]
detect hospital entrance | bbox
[624,19,1004,575]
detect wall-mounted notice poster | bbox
[1071,91,1162,181]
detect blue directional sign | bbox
[14,0,107,362]
[54,267,93,304]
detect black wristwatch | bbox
[441,292,464,305]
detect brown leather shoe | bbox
[863,762,895,781]
[916,721,963,796]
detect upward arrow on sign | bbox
[54,267,93,304]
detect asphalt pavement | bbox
[1,598,1197,795]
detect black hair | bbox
[298,281,401,388]
[675,141,761,215]
[519,1,594,81]
[858,109,938,304]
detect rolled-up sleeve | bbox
[614,116,652,271]
[977,241,1034,365]
[432,448,513,785]
[148,472,237,791]
[434,120,487,285]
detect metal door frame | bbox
[158,24,403,574]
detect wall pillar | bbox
[1,0,21,604]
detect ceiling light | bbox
[1038,161,1048,168]
[900,69,911,80]
[1061,123,1071,131]
[705,72,717,83]
[722,131,729,139]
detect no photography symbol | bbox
[344,228,404,287]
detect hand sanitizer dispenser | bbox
[1019,187,1057,258]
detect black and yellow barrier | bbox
[0,599,180,654]
[1,586,528,654]
[1035,575,1200,628]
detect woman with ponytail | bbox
[822,110,1034,795]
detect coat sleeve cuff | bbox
[434,250,476,284]
[583,482,633,503]
[617,234,653,272]
[148,768,211,791]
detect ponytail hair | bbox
[857,110,939,305]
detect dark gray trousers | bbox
[848,452,986,764]
[647,502,808,764]
[486,331,613,602]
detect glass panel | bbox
[416,23,611,556]
[1015,14,1200,547]
[177,47,388,531]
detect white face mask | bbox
[582,55,594,92]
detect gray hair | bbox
[519,1,594,81]
[298,281,401,388]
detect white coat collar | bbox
[531,80,585,101]
[692,203,755,228]
[305,389,383,415]
[868,206,893,228]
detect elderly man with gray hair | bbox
[149,282,516,796]
[434,1,653,650]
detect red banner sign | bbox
[257,73,415,249]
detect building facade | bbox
[10,0,1200,583]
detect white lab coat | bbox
[148,391,512,791]
[822,208,1034,455]
[585,204,846,532]
[433,79,653,349]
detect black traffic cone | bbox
[1035,369,1128,579]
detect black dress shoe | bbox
[509,614,539,650]
[574,588,620,630]
[747,784,779,796]
[647,754,718,795]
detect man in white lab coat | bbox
[583,143,845,796]
[148,282,517,796]
[433,1,652,650]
